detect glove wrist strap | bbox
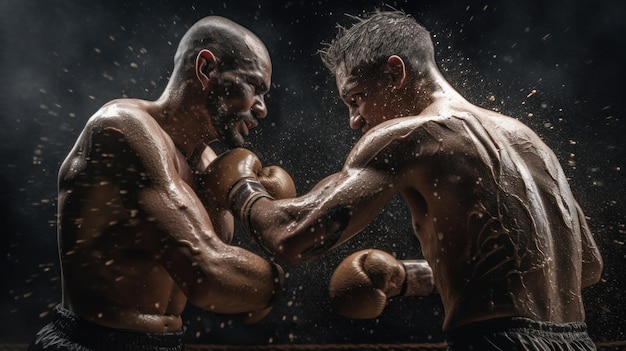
[228,177,273,244]
[400,260,435,296]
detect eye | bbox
[222,80,251,97]
[255,82,269,96]
[349,93,365,108]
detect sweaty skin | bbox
[232,10,603,343]
[249,95,602,332]
[56,16,277,334]
[58,101,276,332]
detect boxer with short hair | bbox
[206,10,603,351]
[28,16,292,351]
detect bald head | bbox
[173,16,270,77]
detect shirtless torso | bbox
[58,99,275,333]
[387,100,601,331]
[249,97,603,332]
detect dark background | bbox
[1,0,625,346]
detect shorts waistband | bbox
[447,316,589,341]
[51,304,185,350]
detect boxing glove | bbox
[202,147,264,208]
[202,148,296,240]
[257,165,297,199]
[329,249,405,319]
[329,249,434,319]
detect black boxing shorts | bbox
[446,317,596,351]
[28,304,185,351]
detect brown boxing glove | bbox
[257,165,296,199]
[329,249,435,319]
[202,147,265,209]
[204,149,296,245]
[329,249,406,319]
[201,148,271,234]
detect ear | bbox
[384,55,406,89]
[196,49,217,89]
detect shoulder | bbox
[83,99,166,148]
[468,106,549,149]
[345,114,461,168]
[72,99,175,173]
[86,99,154,133]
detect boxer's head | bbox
[321,11,437,132]
[320,10,435,82]
[173,16,271,148]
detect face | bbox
[335,66,403,134]
[206,40,271,148]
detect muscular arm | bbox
[88,110,279,314]
[251,168,395,263]
[248,128,410,264]
[576,202,603,288]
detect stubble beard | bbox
[206,94,247,150]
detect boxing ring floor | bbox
[2,341,626,350]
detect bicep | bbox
[144,180,281,313]
[326,167,397,238]
[88,120,229,292]
[106,126,278,311]
[92,122,212,244]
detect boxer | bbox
[206,10,603,351]
[29,16,289,351]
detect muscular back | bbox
[369,102,602,331]
[247,98,602,332]
[267,98,602,331]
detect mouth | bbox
[236,118,258,136]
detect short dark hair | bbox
[320,10,435,77]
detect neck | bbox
[417,66,466,109]
[152,80,217,160]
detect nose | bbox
[349,109,365,130]
[251,95,267,119]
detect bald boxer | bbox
[28,16,292,351]
[205,10,603,351]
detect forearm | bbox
[229,178,332,263]
[134,151,283,315]
[227,170,395,264]
[251,199,351,264]
[186,247,284,314]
